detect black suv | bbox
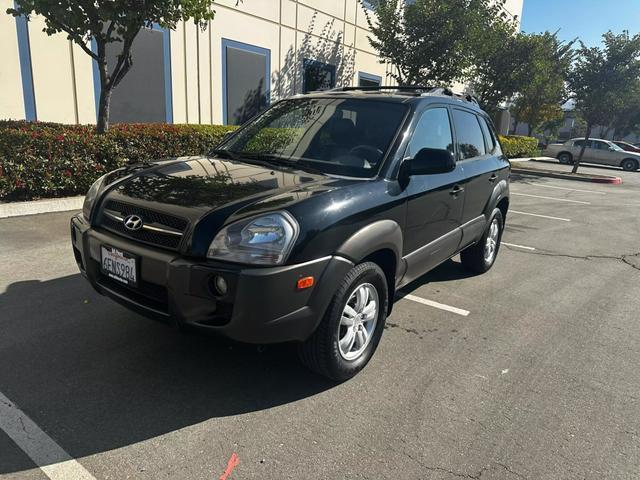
[71,86,510,380]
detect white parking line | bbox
[0,391,96,480]
[521,182,607,195]
[402,294,470,317]
[502,242,536,251]
[512,192,591,205]
[510,210,572,222]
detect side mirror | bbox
[408,148,456,175]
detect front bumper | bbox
[70,214,353,343]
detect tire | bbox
[298,261,388,381]
[621,158,639,171]
[460,209,504,274]
[558,152,573,164]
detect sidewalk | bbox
[510,158,623,184]
[0,196,83,219]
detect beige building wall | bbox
[0,0,26,120]
[0,0,524,125]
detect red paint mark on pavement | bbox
[219,452,240,480]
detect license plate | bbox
[101,245,138,287]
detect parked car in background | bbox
[544,138,640,171]
[71,86,510,381]
[612,141,640,153]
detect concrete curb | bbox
[511,167,623,185]
[0,196,83,219]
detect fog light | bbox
[212,275,228,296]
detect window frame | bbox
[221,38,271,126]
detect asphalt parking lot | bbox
[1,163,640,480]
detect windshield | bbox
[216,98,409,177]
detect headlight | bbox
[207,211,299,265]
[82,175,106,221]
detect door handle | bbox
[489,173,498,183]
[449,185,464,196]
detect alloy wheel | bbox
[338,283,379,360]
[484,218,500,263]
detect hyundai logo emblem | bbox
[123,214,144,231]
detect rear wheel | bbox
[558,152,573,164]
[621,158,639,171]
[461,209,504,274]
[298,262,388,381]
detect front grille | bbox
[99,200,189,250]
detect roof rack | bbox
[327,85,480,106]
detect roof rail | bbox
[330,85,438,92]
[327,85,481,106]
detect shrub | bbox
[498,135,540,159]
[0,121,237,201]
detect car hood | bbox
[103,155,338,223]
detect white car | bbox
[544,138,640,171]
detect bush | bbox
[498,135,540,159]
[0,121,237,201]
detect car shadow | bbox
[0,274,335,474]
[399,258,478,297]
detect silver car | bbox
[544,138,640,171]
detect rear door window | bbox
[452,109,486,160]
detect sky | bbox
[520,0,640,47]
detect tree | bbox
[7,0,217,133]
[611,86,640,139]
[568,31,640,173]
[466,28,528,117]
[510,33,575,136]
[362,0,511,86]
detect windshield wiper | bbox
[209,148,240,160]
[239,153,323,175]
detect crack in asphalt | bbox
[495,462,528,479]
[503,246,640,272]
[401,450,487,479]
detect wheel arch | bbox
[335,219,404,314]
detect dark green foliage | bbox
[0,121,236,201]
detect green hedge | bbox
[498,135,540,159]
[0,121,237,201]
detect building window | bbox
[100,25,171,124]
[358,72,382,88]
[303,59,336,93]
[222,39,270,126]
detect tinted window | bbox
[452,110,486,160]
[303,59,336,93]
[406,108,454,158]
[574,140,591,148]
[225,44,269,125]
[220,98,408,178]
[479,117,497,152]
[107,28,167,123]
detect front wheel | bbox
[298,262,388,381]
[461,209,504,274]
